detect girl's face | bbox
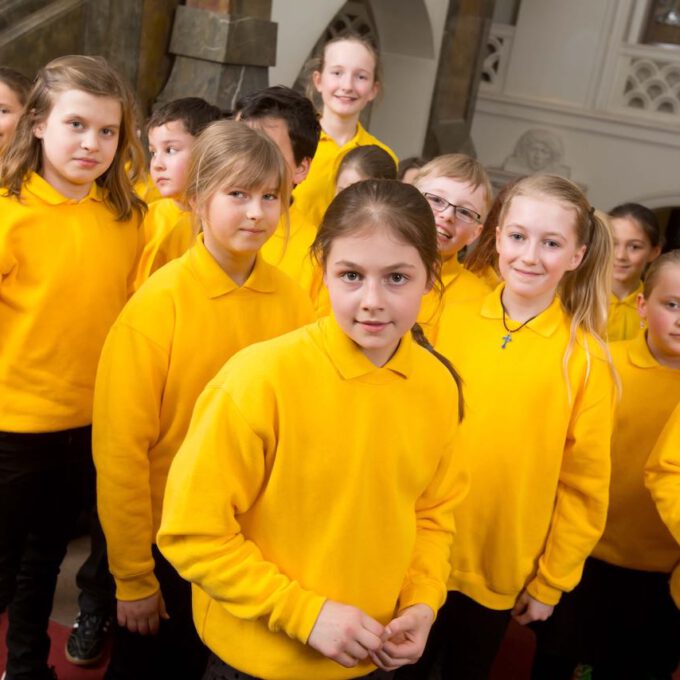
[638,265,680,367]
[148,120,195,199]
[611,216,660,291]
[335,165,365,195]
[496,194,586,310]
[0,81,24,152]
[33,89,121,199]
[324,225,430,367]
[313,40,378,119]
[417,175,487,259]
[200,179,281,268]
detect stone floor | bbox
[53,535,89,626]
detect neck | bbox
[172,197,189,211]
[646,332,680,369]
[320,109,359,146]
[612,278,639,300]
[203,238,257,286]
[501,286,554,323]
[40,169,91,201]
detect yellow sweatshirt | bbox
[94,236,314,601]
[148,212,195,277]
[134,198,190,289]
[607,282,643,342]
[436,287,615,609]
[593,334,680,571]
[0,173,142,432]
[291,123,397,231]
[645,402,680,607]
[158,316,468,679]
[418,256,491,344]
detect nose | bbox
[521,238,539,263]
[80,129,99,151]
[339,72,353,91]
[151,153,165,171]
[614,242,626,261]
[246,198,264,221]
[361,277,385,311]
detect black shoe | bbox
[65,611,112,666]
[2,667,58,680]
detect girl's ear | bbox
[312,70,323,94]
[33,121,46,139]
[366,80,380,103]
[568,243,587,271]
[648,245,662,263]
[495,225,502,254]
[292,157,311,186]
[636,292,648,321]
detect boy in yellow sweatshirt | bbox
[94,122,313,678]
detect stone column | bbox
[156,0,277,113]
[423,0,495,157]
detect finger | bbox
[148,611,160,635]
[126,617,140,634]
[159,595,170,620]
[137,616,150,636]
[117,611,127,628]
[345,639,370,661]
[360,613,385,638]
[334,651,359,668]
[355,626,383,652]
[370,648,401,671]
[513,611,532,626]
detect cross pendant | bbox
[501,334,512,349]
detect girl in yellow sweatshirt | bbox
[531,249,680,679]
[0,55,145,679]
[93,120,314,679]
[292,33,398,231]
[157,179,469,680]
[404,175,616,679]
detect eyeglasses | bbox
[422,192,482,224]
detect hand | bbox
[511,590,554,625]
[308,600,384,668]
[369,603,435,671]
[117,591,169,635]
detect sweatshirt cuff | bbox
[398,579,446,617]
[114,571,160,602]
[269,585,327,644]
[526,574,563,607]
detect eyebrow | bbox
[332,259,418,270]
[63,113,120,128]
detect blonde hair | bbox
[185,120,290,234]
[493,176,616,392]
[414,153,493,214]
[643,249,680,298]
[0,55,145,222]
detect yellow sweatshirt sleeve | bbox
[399,430,469,614]
[526,350,614,605]
[645,403,680,546]
[93,319,170,601]
[157,382,327,643]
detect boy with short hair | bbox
[134,97,223,288]
[414,154,494,343]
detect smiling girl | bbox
[607,202,662,341]
[404,175,616,679]
[292,33,397,230]
[0,55,145,680]
[157,179,468,680]
[92,120,313,678]
[0,67,31,156]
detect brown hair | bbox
[336,144,397,186]
[414,153,493,214]
[643,249,680,298]
[0,55,145,221]
[608,202,663,249]
[185,120,290,234]
[312,178,464,420]
[0,67,32,106]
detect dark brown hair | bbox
[608,202,663,248]
[146,97,223,138]
[0,67,32,105]
[336,144,397,185]
[312,179,464,420]
[643,249,680,298]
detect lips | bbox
[356,320,389,333]
[74,158,98,168]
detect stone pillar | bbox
[423,0,495,157]
[156,0,277,113]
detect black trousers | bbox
[395,591,511,680]
[103,545,209,680]
[0,427,92,679]
[202,653,392,680]
[532,556,680,680]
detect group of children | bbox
[0,28,679,680]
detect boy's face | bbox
[416,175,487,258]
[148,120,194,199]
[242,116,310,188]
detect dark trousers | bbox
[532,556,680,680]
[104,545,209,680]
[0,427,92,679]
[396,591,511,680]
[75,502,115,616]
[202,653,392,680]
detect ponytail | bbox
[411,323,464,422]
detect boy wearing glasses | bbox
[413,154,493,343]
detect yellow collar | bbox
[481,284,564,338]
[610,282,643,307]
[441,256,463,287]
[187,235,277,298]
[320,314,413,379]
[319,121,369,149]
[627,331,660,369]
[24,171,104,205]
